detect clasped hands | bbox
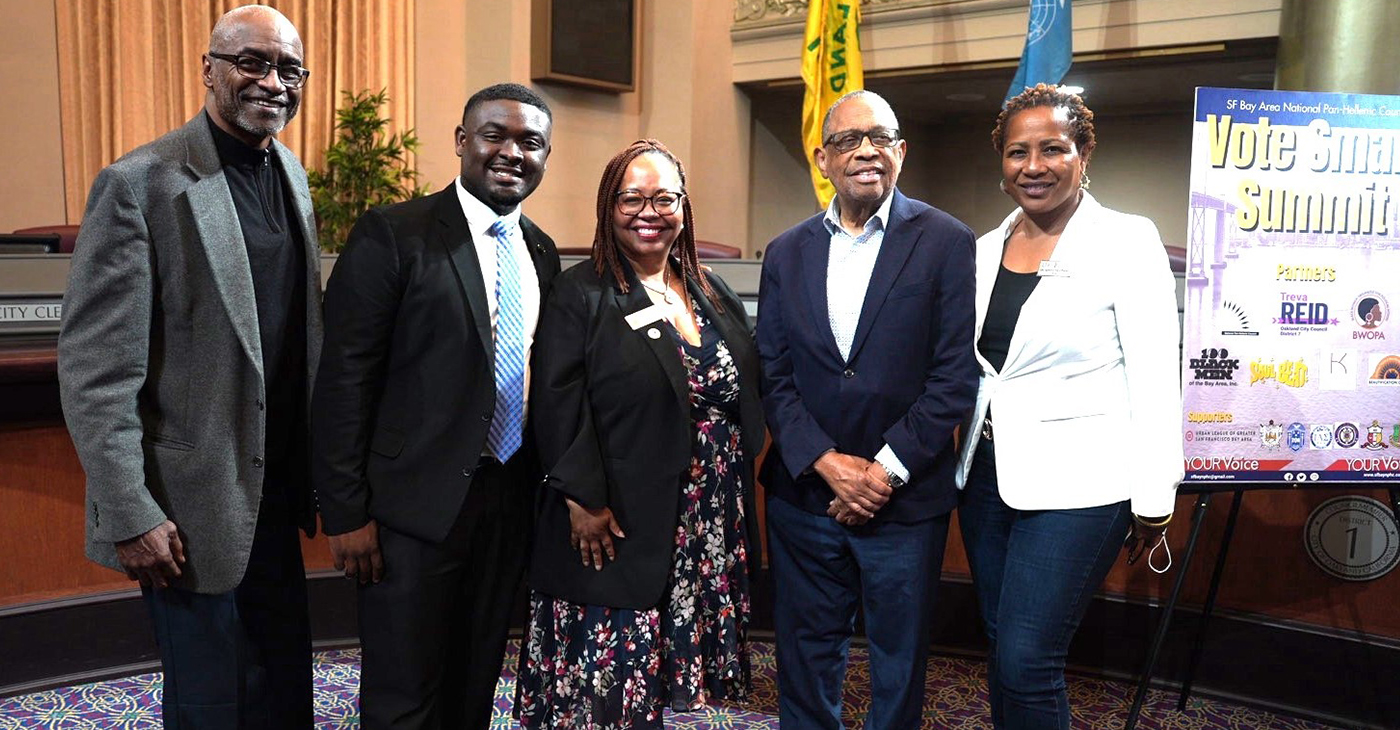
[817,451,894,527]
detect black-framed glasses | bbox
[208,52,310,88]
[823,127,901,153]
[615,190,684,216]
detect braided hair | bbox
[992,83,1096,163]
[591,139,720,310]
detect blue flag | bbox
[1005,0,1073,103]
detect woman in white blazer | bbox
[954,84,1183,730]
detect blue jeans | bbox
[959,439,1131,730]
[766,494,950,730]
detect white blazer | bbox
[954,192,1183,517]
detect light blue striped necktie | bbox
[487,219,526,462]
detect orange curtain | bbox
[55,0,415,223]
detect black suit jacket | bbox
[312,184,560,542]
[756,189,978,523]
[528,260,765,609]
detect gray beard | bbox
[217,93,296,141]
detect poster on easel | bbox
[1182,87,1400,484]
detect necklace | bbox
[638,267,673,305]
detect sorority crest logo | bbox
[1306,496,1400,581]
[1364,420,1389,450]
[1310,424,1334,449]
[1352,291,1389,340]
[1335,422,1360,449]
[1259,420,1283,448]
[1287,422,1307,452]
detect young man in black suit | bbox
[311,83,560,730]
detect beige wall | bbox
[0,1,66,231]
[0,0,751,251]
[0,0,1246,250]
[414,0,752,252]
[907,110,1193,243]
[733,0,1283,83]
[746,104,1194,253]
[738,0,1273,253]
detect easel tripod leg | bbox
[1177,488,1242,709]
[1124,492,1212,730]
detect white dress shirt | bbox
[821,193,909,482]
[455,177,541,420]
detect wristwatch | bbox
[880,463,905,489]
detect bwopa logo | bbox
[1352,291,1389,340]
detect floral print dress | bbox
[514,311,752,730]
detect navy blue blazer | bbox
[755,189,979,523]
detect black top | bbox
[207,113,308,501]
[977,263,1040,373]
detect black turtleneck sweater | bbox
[206,112,308,505]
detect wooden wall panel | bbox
[0,420,334,607]
[942,489,1400,640]
[5,380,1399,641]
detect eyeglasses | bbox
[615,190,684,216]
[823,127,901,153]
[208,52,310,88]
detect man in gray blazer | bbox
[58,6,321,728]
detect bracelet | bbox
[1133,513,1172,528]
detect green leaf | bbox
[308,88,425,252]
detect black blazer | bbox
[528,260,765,610]
[312,185,560,542]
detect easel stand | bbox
[1123,482,1400,729]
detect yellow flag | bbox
[801,0,864,208]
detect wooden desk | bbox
[0,337,334,608]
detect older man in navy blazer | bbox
[756,90,978,729]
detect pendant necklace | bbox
[639,266,673,305]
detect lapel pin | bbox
[647,327,661,339]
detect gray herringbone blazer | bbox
[58,113,323,594]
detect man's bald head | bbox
[820,90,899,143]
[202,5,305,148]
[209,5,300,53]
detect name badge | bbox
[1036,260,1072,278]
[625,304,668,330]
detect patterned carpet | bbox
[0,640,1341,729]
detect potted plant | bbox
[309,89,427,252]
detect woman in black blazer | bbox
[513,140,764,729]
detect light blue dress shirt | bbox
[821,194,909,483]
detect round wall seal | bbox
[1305,496,1400,581]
